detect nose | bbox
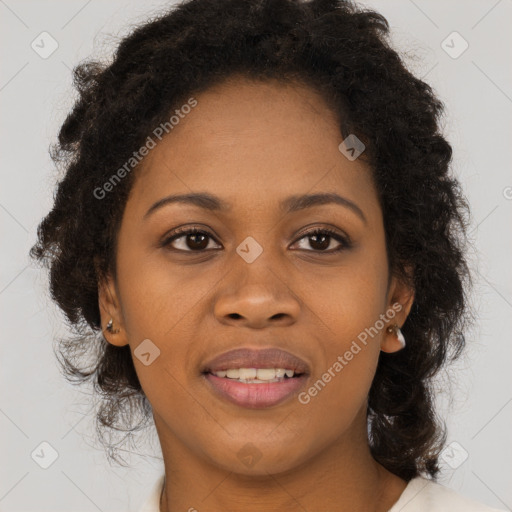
[214,279,301,329]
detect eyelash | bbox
[160,226,352,254]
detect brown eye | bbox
[292,228,351,253]
[162,228,221,251]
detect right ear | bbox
[96,258,129,347]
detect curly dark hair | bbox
[30,0,473,480]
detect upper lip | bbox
[203,347,310,375]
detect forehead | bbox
[128,77,379,220]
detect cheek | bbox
[299,244,388,413]
[306,240,389,344]
[298,290,383,446]
[116,240,202,339]
[115,240,221,396]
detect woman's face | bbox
[99,76,413,475]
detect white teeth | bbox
[256,368,276,381]
[212,368,296,380]
[239,368,257,380]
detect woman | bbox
[30,0,505,510]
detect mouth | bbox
[201,348,310,409]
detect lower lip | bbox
[204,373,308,409]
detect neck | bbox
[155,410,407,512]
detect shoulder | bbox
[388,476,506,512]
[137,473,165,512]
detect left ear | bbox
[380,266,415,354]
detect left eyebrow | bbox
[143,191,367,225]
[279,192,367,225]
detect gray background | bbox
[1,0,511,510]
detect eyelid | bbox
[293,224,350,243]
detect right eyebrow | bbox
[144,192,231,219]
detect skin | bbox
[98,75,415,512]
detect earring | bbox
[386,324,406,348]
[106,318,120,334]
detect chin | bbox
[203,440,310,477]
